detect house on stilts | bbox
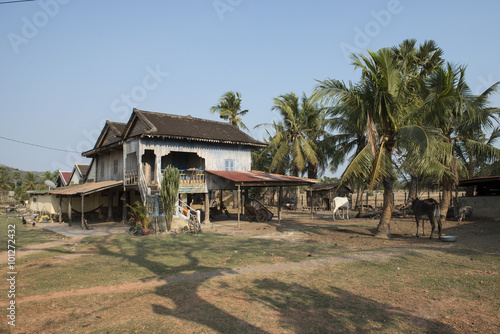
[40,108,317,231]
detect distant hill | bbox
[0,164,46,179]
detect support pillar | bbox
[121,191,128,224]
[68,196,72,227]
[278,186,282,224]
[309,190,313,220]
[107,191,114,221]
[237,185,241,229]
[58,196,62,223]
[81,194,85,230]
[204,192,210,224]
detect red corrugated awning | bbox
[205,170,318,187]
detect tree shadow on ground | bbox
[244,278,456,333]
[96,235,270,333]
[91,233,459,333]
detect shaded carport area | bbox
[49,180,124,229]
[205,170,318,227]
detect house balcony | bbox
[169,169,207,194]
[125,170,138,185]
[178,169,206,185]
[125,169,206,193]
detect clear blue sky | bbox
[1,0,499,177]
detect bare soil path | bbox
[11,247,414,306]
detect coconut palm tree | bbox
[42,170,57,182]
[313,79,371,207]
[420,63,500,220]
[0,167,11,191]
[316,46,436,238]
[23,172,41,191]
[258,93,320,178]
[210,91,249,131]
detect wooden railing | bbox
[179,169,205,184]
[125,170,138,185]
[138,165,149,204]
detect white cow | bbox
[332,197,350,220]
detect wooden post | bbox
[374,193,377,209]
[309,189,314,220]
[121,191,128,224]
[68,196,72,227]
[81,194,85,229]
[204,192,210,224]
[58,196,62,223]
[107,191,114,221]
[237,185,241,229]
[278,186,282,224]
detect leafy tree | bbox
[258,93,320,178]
[210,91,249,131]
[23,172,41,191]
[420,63,500,219]
[0,167,11,191]
[317,45,436,238]
[313,79,371,207]
[42,170,57,182]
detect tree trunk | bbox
[375,174,395,238]
[440,181,453,222]
[355,184,364,209]
[296,186,302,210]
[407,174,418,204]
[440,159,458,221]
[307,164,317,180]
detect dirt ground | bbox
[5,210,499,333]
[208,210,500,254]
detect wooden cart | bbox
[243,194,273,222]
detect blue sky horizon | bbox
[1,0,499,178]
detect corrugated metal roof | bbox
[206,170,318,186]
[49,180,123,196]
[458,175,500,187]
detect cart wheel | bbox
[189,215,201,233]
[257,209,267,222]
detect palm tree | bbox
[251,125,291,175]
[420,63,500,220]
[316,46,435,238]
[313,79,371,207]
[0,167,11,191]
[210,91,249,131]
[258,93,320,178]
[23,172,40,191]
[42,170,57,182]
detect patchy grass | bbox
[2,218,499,334]
[12,246,499,333]
[0,213,67,248]
[4,231,343,296]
